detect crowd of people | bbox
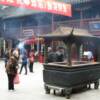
[4,45,66,91]
[4,47,36,91]
[4,45,95,91]
[47,46,65,63]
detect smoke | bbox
[34,13,46,35]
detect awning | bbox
[25,38,44,45]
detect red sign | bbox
[0,0,72,16]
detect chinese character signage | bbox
[0,0,72,16]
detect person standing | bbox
[13,48,20,61]
[4,48,9,67]
[83,50,94,61]
[56,47,64,62]
[4,48,14,67]
[29,49,35,72]
[5,56,18,91]
[19,52,28,75]
[47,47,57,62]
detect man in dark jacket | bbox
[19,52,27,75]
[47,47,57,62]
[56,47,64,62]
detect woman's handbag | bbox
[14,74,20,84]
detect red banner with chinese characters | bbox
[0,0,72,17]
